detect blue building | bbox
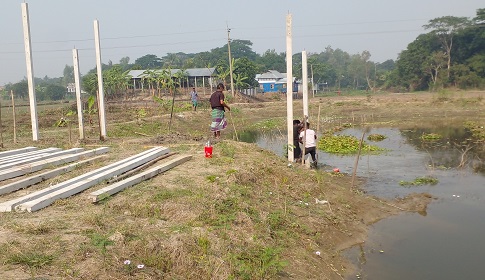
[255,70,298,93]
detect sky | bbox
[1,0,483,85]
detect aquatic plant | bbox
[421,133,442,141]
[367,134,387,141]
[317,134,384,154]
[463,121,485,140]
[399,176,438,186]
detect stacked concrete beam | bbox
[0,147,38,158]
[0,148,59,167]
[90,155,192,202]
[0,155,107,195]
[0,147,109,182]
[1,147,169,212]
[0,148,82,171]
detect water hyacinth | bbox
[317,133,384,155]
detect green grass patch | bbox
[230,245,287,280]
[251,118,283,131]
[87,232,114,253]
[399,176,438,186]
[7,252,55,269]
[152,188,193,202]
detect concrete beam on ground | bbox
[0,147,109,183]
[16,147,170,212]
[0,148,114,212]
[0,148,83,171]
[0,147,161,212]
[0,155,107,195]
[0,148,61,166]
[0,147,38,158]
[90,155,192,202]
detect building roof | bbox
[129,68,216,79]
[255,70,286,80]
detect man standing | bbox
[299,122,317,168]
[190,87,198,111]
[209,83,231,139]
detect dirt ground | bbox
[0,90,483,279]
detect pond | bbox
[239,126,485,280]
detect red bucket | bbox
[204,146,213,158]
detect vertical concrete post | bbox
[21,3,39,141]
[93,20,107,140]
[72,49,84,140]
[302,50,309,118]
[286,14,294,162]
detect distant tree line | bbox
[1,7,483,100]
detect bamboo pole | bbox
[0,99,3,148]
[351,130,366,189]
[316,104,321,163]
[11,90,16,143]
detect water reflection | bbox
[240,126,485,280]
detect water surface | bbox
[241,126,485,280]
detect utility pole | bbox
[72,48,84,140]
[94,19,107,140]
[302,50,309,117]
[21,3,39,141]
[226,24,235,98]
[311,64,315,97]
[286,13,294,162]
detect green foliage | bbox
[400,176,439,186]
[367,134,387,141]
[87,232,114,253]
[7,252,54,269]
[219,142,236,158]
[206,175,218,183]
[81,73,98,95]
[134,54,162,68]
[152,189,193,201]
[230,246,287,280]
[421,133,442,141]
[464,121,485,140]
[317,134,384,154]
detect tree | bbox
[233,57,258,87]
[173,69,188,89]
[474,8,485,24]
[82,73,98,96]
[390,33,439,91]
[46,84,67,100]
[103,66,131,99]
[140,69,158,96]
[423,16,472,78]
[258,49,286,73]
[62,65,74,87]
[134,54,162,69]
[424,51,447,89]
[11,80,28,99]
